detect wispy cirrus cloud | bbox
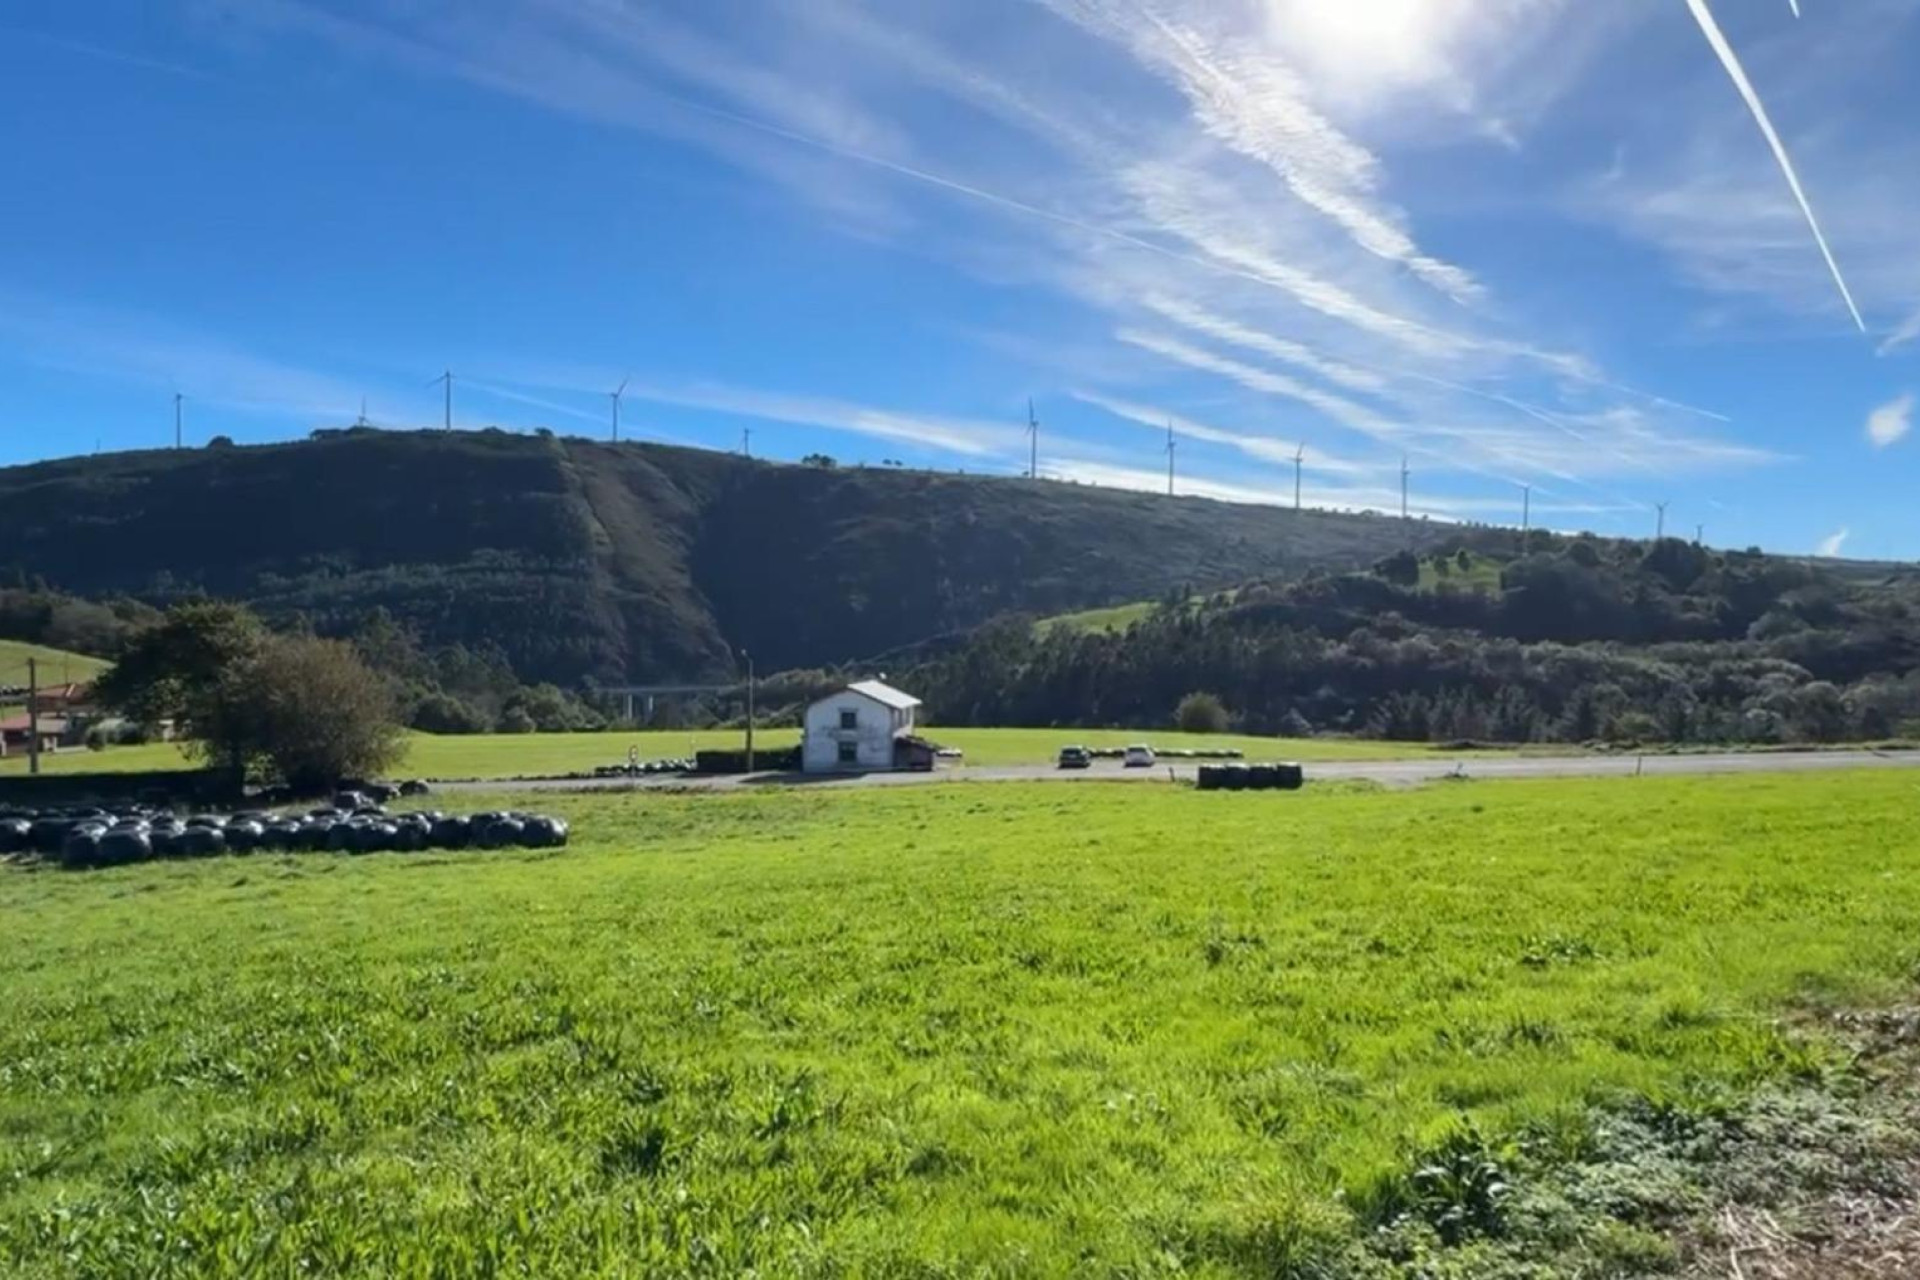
[179,0,1801,533]
[1070,389,1381,476]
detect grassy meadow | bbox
[4,772,1919,1275]
[0,726,1466,779]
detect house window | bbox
[838,741,859,764]
[839,708,858,731]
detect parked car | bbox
[1123,744,1156,768]
[1058,745,1092,769]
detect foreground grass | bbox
[0,726,1463,779]
[4,772,1919,1275]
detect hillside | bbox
[0,428,1487,683]
[903,539,1920,744]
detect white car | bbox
[1123,744,1156,768]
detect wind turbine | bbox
[1655,500,1669,541]
[430,369,454,431]
[1400,454,1410,520]
[1165,420,1176,496]
[1293,443,1304,511]
[173,391,185,450]
[1521,483,1531,535]
[1027,398,1039,480]
[609,377,629,443]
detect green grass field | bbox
[1034,599,1158,635]
[3,772,1917,1275]
[0,640,108,686]
[0,726,1472,779]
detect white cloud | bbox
[1866,392,1912,448]
[1816,527,1849,557]
[1047,0,1481,299]
[1136,293,1385,392]
[1878,308,1920,357]
[1070,389,1382,475]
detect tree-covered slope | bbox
[0,428,1485,682]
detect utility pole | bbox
[1293,443,1304,511]
[742,650,756,774]
[1165,420,1176,497]
[1027,398,1039,480]
[610,378,628,443]
[25,657,39,777]
[1655,501,1668,542]
[1400,455,1410,521]
[1521,484,1531,536]
[173,393,184,450]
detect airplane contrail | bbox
[1788,0,1801,17]
[1684,0,1862,330]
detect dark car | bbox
[1057,745,1092,769]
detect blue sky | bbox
[4,1,1919,557]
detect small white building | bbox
[802,680,922,773]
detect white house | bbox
[802,680,922,773]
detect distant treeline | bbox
[899,539,1920,745]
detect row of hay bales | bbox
[0,800,570,870]
[1196,763,1305,791]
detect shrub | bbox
[499,707,536,734]
[412,691,491,735]
[1176,691,1231,734]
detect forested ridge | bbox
[0,427,1488,682]
[902,539,1920,744]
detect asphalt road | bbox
[436,748,1920,793]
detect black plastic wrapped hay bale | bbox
[1196,766,1224,792]
[0,817,28,854]
[520,815,569,849]
[29,817,75,855]
[477,816,524,849]
[431,815,472,850]
[226,821,265,854]
[1219,765,1250,791]
[61,825,105,869]
[99,826,153,867]
[262,822,301,853]
[177,825,227,858]
[1273,763,1305,790]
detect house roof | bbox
[842,680,922,711]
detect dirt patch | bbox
[1676,1007,1920,1279]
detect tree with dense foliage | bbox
[95,602,267,771]
[100,605,401,788]
[1174,691,1230,734]
[202,635,404,791]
